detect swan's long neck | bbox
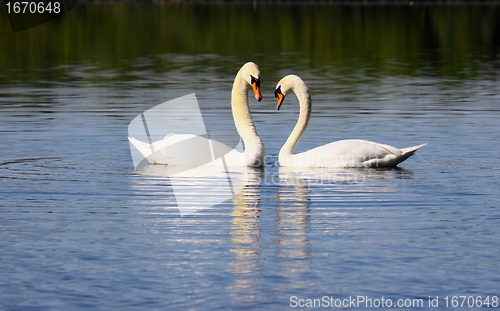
[279,83,311,163]
[231,72,264,166]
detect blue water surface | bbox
[1,55,500,310]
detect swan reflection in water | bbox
[130,159,258,216]
[130,161,417,303]
[229,167,317,302]
[228,167,264,303]
[277,165,418,206]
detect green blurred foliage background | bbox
[1,3,500,83]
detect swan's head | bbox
[240,62,262,102]
[274,74,306,110]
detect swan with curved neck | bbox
[274,75,426,168]
[128,62,265,167]
[229,62,265,167]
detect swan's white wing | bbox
[291,139,382,167]
[291,139,425,168]
[128,134,197,159]
[129,134,244,166]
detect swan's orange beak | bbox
[252,82,262,102]
[276,93,284,111]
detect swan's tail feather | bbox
[401,143,427,156]
[128,137,154,157]
[378,143,426,167]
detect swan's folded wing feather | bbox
[374,143,402,157]
[131,134,242,166]
[292,139,408,167]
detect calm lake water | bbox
[1,3,500,310]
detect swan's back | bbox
[129,134,235,166]
[285,139,426,168]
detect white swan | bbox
[128,62,265,167]
[274,75,426,168]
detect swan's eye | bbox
[250,75,260,87]
[274,86,282,98]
